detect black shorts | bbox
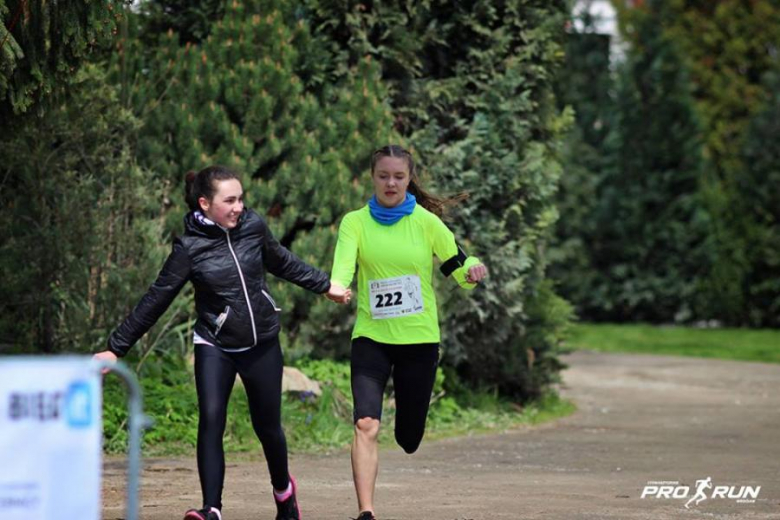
[351,336,439,453]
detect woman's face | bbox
[372,156,410,208]
[199,178,244,229]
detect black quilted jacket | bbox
[108,209,330,356]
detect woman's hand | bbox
[325,282,352,304]
[466,263,488,284]
[92,350,118,374]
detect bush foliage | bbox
[1,0,574,403]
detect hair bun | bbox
[183,165,240,212]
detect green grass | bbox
[568,323,780,363]
[103,356,575,457]
[103,323,778,457]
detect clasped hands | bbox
[325,282,352,304]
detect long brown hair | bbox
[370,145,466,218]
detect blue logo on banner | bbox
[65,381,92,428]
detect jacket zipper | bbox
[225,230,257,347]
[261,289,282,312]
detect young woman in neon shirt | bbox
[330,145,488,520]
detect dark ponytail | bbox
[184,165,241,212]
[370,145,466,218]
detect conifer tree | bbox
[549,14,613,318]
[110,0,396,357]
[0,66,171,354]
[617,0,780,324]
[740,70,780,326]
[587,4,708,322]
[0,0,124,116]
[140,0,226,45]
[663,0,780,325]
[303,0,573,398]
[659,0,780,182]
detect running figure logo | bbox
[404,276,421,307]
[685,477,712,509]
[641,477,760,507]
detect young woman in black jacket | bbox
[93,165,351,520]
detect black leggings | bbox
[351,336,439,454]
[194,338,289,510]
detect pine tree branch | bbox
[0,0,27,53]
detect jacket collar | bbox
[184,209,248,238]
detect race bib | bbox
[368,275,424,320]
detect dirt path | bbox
[102,351,780,519]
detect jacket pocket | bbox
[261,290,282,312]
[214,306,231,337]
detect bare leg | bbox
[351,417,381,514]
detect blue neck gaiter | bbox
[368,193,417,225]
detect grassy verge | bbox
[103,356,574,457]
[568,323,780,363]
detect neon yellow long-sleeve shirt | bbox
[331,204,480,344]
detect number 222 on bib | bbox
[369,275,424,320]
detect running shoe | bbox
[354,512,376,520]
[274,474,301,520]
[183,507,220,520]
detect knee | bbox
[395,430,423,454]
[251,418,284,443]
[199,404,227,432]
[354,417,381,442]
[255,427,286,450]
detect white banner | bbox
[0,357,102,520]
